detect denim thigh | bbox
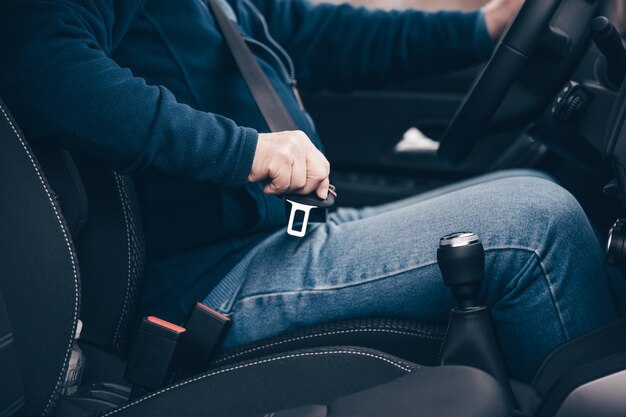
[205,172,616,382]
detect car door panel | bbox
[303,67,543,206]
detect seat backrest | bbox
[0,99,80,416]
[34,148,147,357]
[1,96,148,415]
[72,157,146,357]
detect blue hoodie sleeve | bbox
[0,0,258,187]
[252,0,494,91]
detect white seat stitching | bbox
[101,349,414,416]
[213,328,442,364]
[0,104,80,417]
[111,173,132,353]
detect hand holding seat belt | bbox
[208,0,337,237]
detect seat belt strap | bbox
[207,0,299,132]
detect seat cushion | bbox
[96,347,418,417]
[265,367,509,417]
[212,317,445,368]
[85,347,508,417]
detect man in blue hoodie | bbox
[0,0,618,382]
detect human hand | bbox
[249,131,331,199]
[483,0,525,39]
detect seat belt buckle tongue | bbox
[285,199,317,238]
[283,185,337,238]
[124,316,185,398]
[178,302,232,374]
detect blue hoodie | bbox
[0,0,493,320]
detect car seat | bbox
[4,95,626,417]
[0,97,512,417]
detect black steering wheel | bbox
[438,0,565,165]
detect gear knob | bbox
[437,232,485,309]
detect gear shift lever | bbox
[437,232,516,408]
[437,232,484,309]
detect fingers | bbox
[483,0,524,39]
[299,148,330,197]
[264,166,291,195]
[249,131,331,197]
[289,155,308,192]
[263,157,307,195]
[316,177,330,200]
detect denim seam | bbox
[100,350,414,416]
[438,248,569,359]
[226,245,571,341]
[496,249,570,340]
[228,246,538,305]
[208,175,552,310]
[206,231,285,313]
[214,328,443,364]
[538,257,570,340]
[229,260,441,305]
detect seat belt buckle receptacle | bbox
[178,302,232,374]
[124,316,185,399]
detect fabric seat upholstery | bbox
[0,98,509,417]
[91,349,507,417]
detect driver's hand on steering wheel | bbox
[249,131,331,200]
[483,0,525,39]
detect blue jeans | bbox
[204,170,617,382]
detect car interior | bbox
[4,0,626,416]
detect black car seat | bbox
[34,140,446,380]
[0,98,512,417]
[7,94,626,417]
[26,128,447,367]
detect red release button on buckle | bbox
[195,302,231,322]
[147,316,186,334]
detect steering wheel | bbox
[438,0,565,165]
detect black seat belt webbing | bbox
[207,0,299,132]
